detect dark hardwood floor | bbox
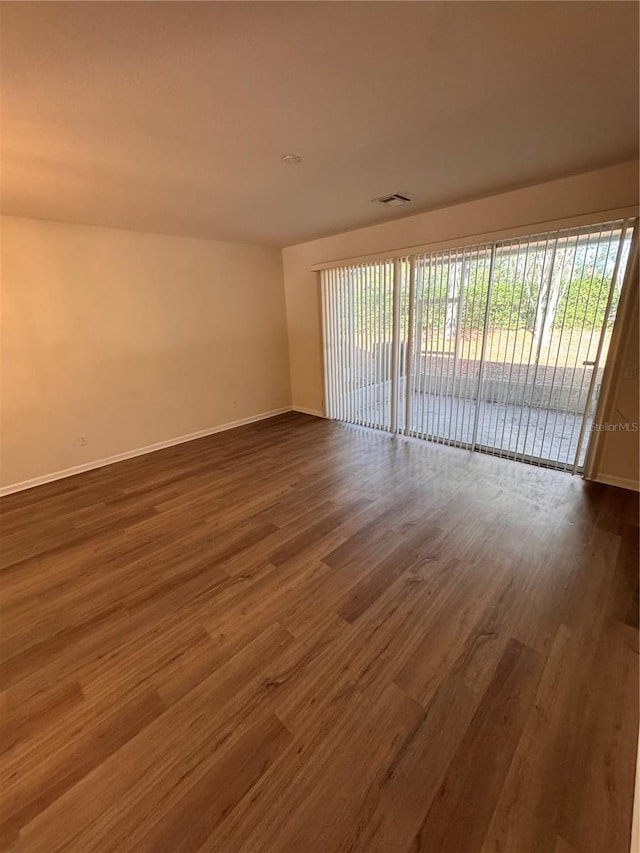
[1,412,638,853]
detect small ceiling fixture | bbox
[373,192,413,208]
[281,153,302,165]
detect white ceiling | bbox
[1,1,638,247]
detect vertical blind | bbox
[321,218,636,473]
[322,259,397,431]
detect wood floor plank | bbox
[394,561,511,708]
[207,682,425,853]
[0,412,636,853]
[12,622,295,852]
[480,624,576,853]
[555,620,639,853]
[1,687,165,847]
[337,518,443,623]
[0,678,84,756]
[410,638,543,853]
[328,666,486,852]
[110,712,293,853]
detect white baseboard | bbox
[0,407,292,497]
[585,472,640,492]
[292,406,326,418]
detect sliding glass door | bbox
[321,218,637,473]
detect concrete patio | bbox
[356,391,591,469]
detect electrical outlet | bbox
[79,434,88,446]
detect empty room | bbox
[1,2,639,852]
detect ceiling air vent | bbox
[373,192,413,208]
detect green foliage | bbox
[554,272,617,330]
[344,239,620,344]
[459,252,617,333]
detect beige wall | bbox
[282,161,639,486]
[1,216,291,489]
